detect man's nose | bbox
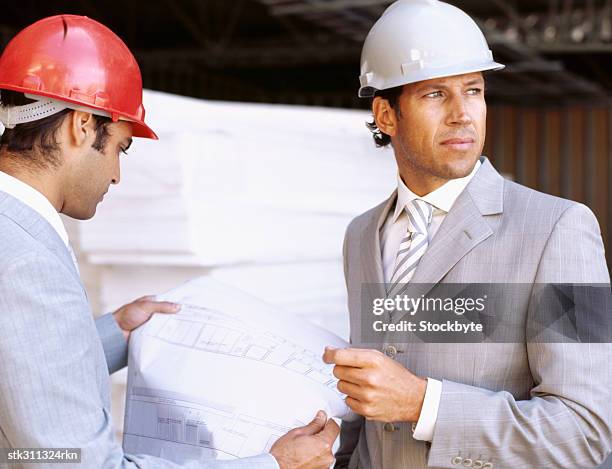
[447,95,473,126]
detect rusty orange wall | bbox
[484,105,612,272]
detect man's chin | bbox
[62,205,98,221]
[437,157,479,180]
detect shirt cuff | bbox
[94,312,128,374]
[412,377,442,442]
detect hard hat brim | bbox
[358,61,505,98]
[131,121,158,140]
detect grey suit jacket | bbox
[336,157,612,469]
[0,191,277,468]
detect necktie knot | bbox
[405,199,432,235]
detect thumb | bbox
[292,410,327,437]
[316,418,340,445]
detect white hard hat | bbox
[358,0,505,98]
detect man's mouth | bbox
[440,137,475,150]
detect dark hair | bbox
[0,90,112,170]
[366,85,403,147]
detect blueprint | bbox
[123,277,352,463]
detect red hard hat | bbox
[0,15,157,139]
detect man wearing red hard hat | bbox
[0,15,337,468]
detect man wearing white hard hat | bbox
[323,0,612,468]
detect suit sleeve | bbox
[0,252,279,469]
[95,312,128,374]
[427,203,612,468]
[334,227,366,469]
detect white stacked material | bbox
[78,90,396,264]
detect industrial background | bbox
[0,0,612,265]
[1,0,609,269]
[1,0,611,465]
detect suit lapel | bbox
[360,191,397,324]
[390,157,504,324]
[0,191,81,282]
[360,190,396,284]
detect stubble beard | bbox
[396,138,479,189]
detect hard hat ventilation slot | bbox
[61,16,68,40]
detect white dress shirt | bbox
[0,170,70,247]
[380,160,481,441]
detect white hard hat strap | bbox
[0,91,112,136]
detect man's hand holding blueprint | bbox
[124,277,351,467]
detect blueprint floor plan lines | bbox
[148,306,344,397]
[124,277,355,463]
[125,387,291,459]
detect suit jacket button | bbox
[383,422,396,432]
[452,456,463,465]
[473,461,483,468]
[384,345,397,358]
[482,463,493,469]
[462,458,473,467]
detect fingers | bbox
[324,346,381,368]
[336,379,367,400]
[344,396,368,416]
[332,365,364,384]
[322,346,340,364]
[132,295,181,315]
[140,300,181,314]
[316,418,340,445]
[292,410,327,436]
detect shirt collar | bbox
[0,170,70,247]
[392,159,482,222]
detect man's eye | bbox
[425,91,443,98]
[467,88,483,95]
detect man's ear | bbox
[372,96,399,138]
[68,111,96,148]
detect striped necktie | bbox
[387,198,433,297]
